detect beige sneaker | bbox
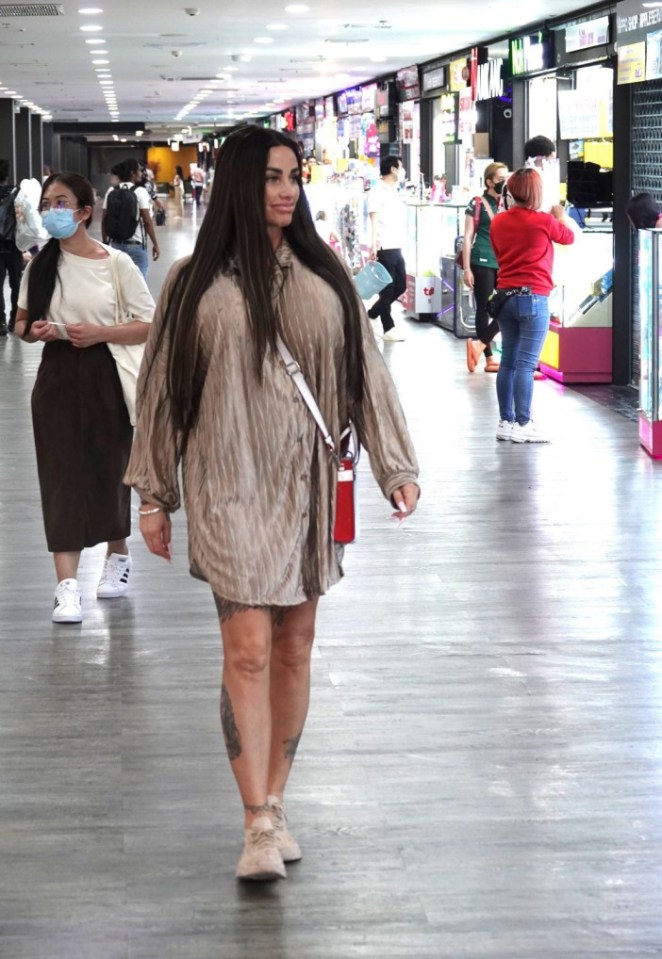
[268,795,302,863]
[235,815,286,881]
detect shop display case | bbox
[637,229,662,458]
[401,200,475,336]
[538,217,613,383]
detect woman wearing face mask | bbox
[462,162,509,373]
[15,172,155,624]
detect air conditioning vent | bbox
[0,4,63,15]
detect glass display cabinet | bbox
[637,228,662,458]
[401,200,475,337]
[538,216,613,383]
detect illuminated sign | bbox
[476,58,504,101]
[509,31,555,76]
[565,16,609,52]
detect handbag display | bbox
[276,335,359,544]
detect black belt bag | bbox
[485,286,532,319]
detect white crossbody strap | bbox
[276,335,337,457]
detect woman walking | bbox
[15,172,155,622]
[172,165,185,218]
[489,168,575,443]
[125,126,420,881]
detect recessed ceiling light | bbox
[284,4,310,11]
[78,7,103,13]
[253,37,274,43]
[85,38,104,44]
[80,24,103,31]
[90,49,108,54]
[92,59,109,64]
[239,54,252,62]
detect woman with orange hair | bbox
[489,167,575,444]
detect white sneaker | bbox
[236,816,286,881]
[268,795,302,863]
[382,327,406,342]
[496,419,514,441]
[511,421,549,444]
[97,552,132,598]
[52,579,82,624]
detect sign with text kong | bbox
[475,58,505,101]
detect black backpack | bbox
[106,184,141,242]
[0,187,17,243]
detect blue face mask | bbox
[41,208,81,240]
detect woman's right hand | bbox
[463,268,474,290]
[139,510,172,561]
[31,319,61,342]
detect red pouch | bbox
[334,456,357,544]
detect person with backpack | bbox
[101,158,160,278]
[0,158,25,335]
[461,162,509,373]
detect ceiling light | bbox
[136,130,144,136]
[92,60,109,64]
[284,4,310,11]
[221,65,239,72]
[80,24,103,31]
[239,54,252,62]
[253,37,274,43]
[85,38,104,44]
[266,23,286,30]
[90,49,108,54]
[78,7,103,12]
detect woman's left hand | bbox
[67,322,105,349]
[391,482,420,520]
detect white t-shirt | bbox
[18,243,155,331]
[367,179,406,250]
[102,182,150,243]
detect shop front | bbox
[508,13,615,384]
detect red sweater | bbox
[490,207,575,296]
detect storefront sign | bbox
[395,65,420,101]
[509,31,555,76]
[361,84,377,112]
[475,58,504,101]
[647,30,662,79]
[449,58,469,92]
[617,0,662,43]
[422,66,446,93]
[565,16,609,53]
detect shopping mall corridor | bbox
[1,199,661,958]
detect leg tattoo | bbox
[284,731,302,763]
[220,684,242,760]
[244,801,271,816]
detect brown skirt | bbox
[31,340,133,552]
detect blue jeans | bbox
[495,293,550,425]
[110,241,148,278]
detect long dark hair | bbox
[24,172,95,334]
[152,125,366,435]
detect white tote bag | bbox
[106,252,145,426]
